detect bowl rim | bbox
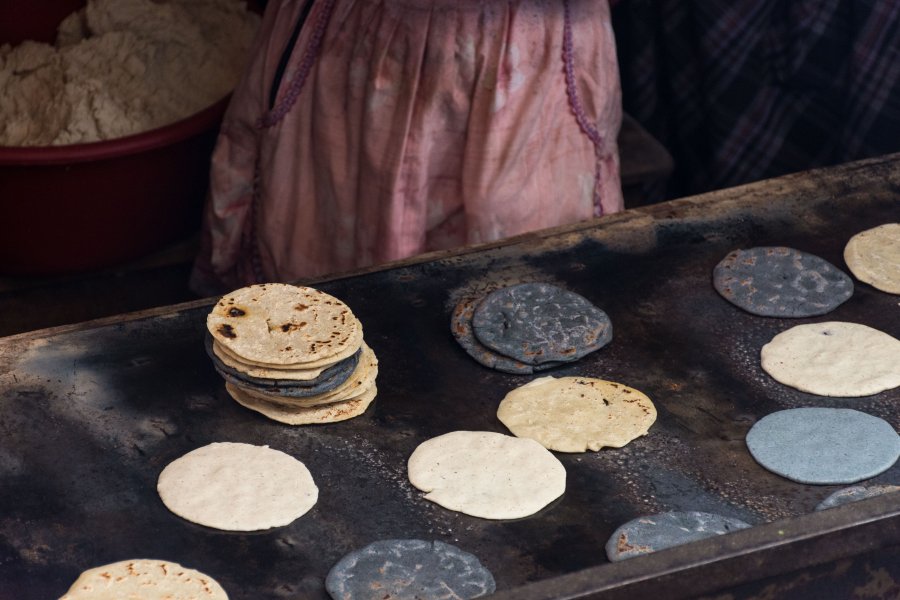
[0,95,230,166]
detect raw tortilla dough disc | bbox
[497,376,656,452]
[407,431,566,520]
[605,511,750,562]
[713,247,853,317]
[450,296,563,374]
[471,283,612,365]
[207,283,363,367]
[325,539,496,600]
[815,484,900,511]
[157,442,318,531]
[746,408,900,485]
[226,381,376,425]
[59,558,227,599]
[844,223,900,294]
[760,321,900,397]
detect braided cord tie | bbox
[562,0,605,217]
[257,0,337,129]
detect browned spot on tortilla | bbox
[228,307,246,317]
[295,303,309,311]
[217,324,237,339]
[617,532,651,554]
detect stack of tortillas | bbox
[206,283,378,425]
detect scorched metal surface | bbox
[1,155,899,599]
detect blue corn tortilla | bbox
[815,484,900,511]
[205,335,360,395]
[606,511,750,562]
[470,283,612,365]
[450,297,563,374]
[746,408,900,485]
[713,246,853,317]
[325,539,496,600]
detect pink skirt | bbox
[192,0,622,293]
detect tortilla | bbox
[207,283,363,366]
[746,408,900,485]
[815,484,900,511]
[844,223,900,294]
[450,297,564,374]
[211,338,328,381]
[207,336,360,390]
[59,559,228,599]
[760,322,900,397]
[471,283,612,365]
[605,511,750,562]
[713,247,853,317]
[325,539,496,600]
[157,442,318,531]
[407,430,566,520]
[229,343,378,407]
[497,376,656,452]
[226,381,376,425]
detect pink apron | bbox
[192,0,623,294]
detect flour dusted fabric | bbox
[192,0,623,293]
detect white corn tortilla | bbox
[761,322,900,397]
[498,376,656,452]
[59,558,227,599]
[844,223,900,294]
[226,381,377,425]
[207,283,363,366]
[407,431,566,520]
[157,442,318,531]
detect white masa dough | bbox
[761,322,900,397]
[157,442,318,531]
[0,0,259,146]
[407,431,566,520]
[498,376,656,452]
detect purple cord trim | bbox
[562,0,605,216]
[243,161,265,284]
[257,0,336,129]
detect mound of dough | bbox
[760,322,900,397]
[59,558,227,599]
[844,223,900,294]
[407,431,565,520]
[157,442,318,531]
[498,376,656,452]
[1,0,260,146]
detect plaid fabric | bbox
[612,0,900,198]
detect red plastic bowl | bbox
[0,1,232,276]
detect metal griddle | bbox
[1,155,898,599]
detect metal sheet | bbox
[1,156,899,599]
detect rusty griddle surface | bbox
[1,157,899,599]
